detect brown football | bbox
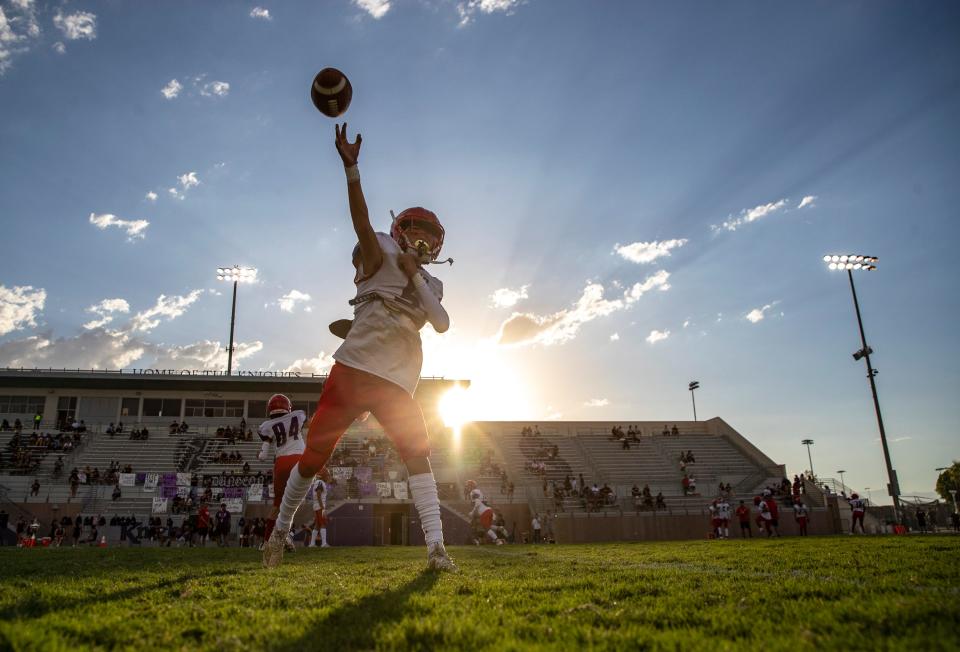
[310,68,352,118]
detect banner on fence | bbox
[246,484,264,502]
[224,498,244,513]
[329,466,353,481]
[202,474,266,488]
[151,497,168,514]
[376,482,393,497]
[224,487,244,499]
[162,473,176,487]
[176,473,192,486]
[392,482,408,500]
[160,486,177,498]
[143,473,158,492]
[118,473,136,487]
[353,467,372,483]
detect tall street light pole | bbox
[801,439,815,478]
[216,266,258,376]
[823,254,901,524]
[837,469,847,494]
[688,381,700,421]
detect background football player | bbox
[257,393,306,557]
[264,122,455,571]
[309,469,330,548]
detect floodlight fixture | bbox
[688,381,700,421]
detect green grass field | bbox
[1,536,958,651]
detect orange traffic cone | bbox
[98,535,107,548]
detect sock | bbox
[320,528,327,545]
[310,529,318,546]
[408,472,444,547]
[487,528,498,542]
[275,464,312,532]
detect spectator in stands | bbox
[671,425,679,436]
[531,514,541,543]
[116,421,124,434]
[30,478,40,497]
[169,420,179,435]
[687,474,697,495]
[661,425,670,436]
[33,411,42,431]
[682,474,691,496]
[736,500,751,538]
[1,419,9,431]
[179,420,189,433]
[112,484,122,501]
[14,418,23,433]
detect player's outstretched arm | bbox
[336,123,382,277]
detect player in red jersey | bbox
[257,393,306,558]
[263,123,455,572]
[735,500,752,538]
[763,490,781,537]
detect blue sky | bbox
[1,1,958,503]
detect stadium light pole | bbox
[688,381,700,421]
[801,439,815,478]
[215,266,258,375]
[823,254,901,524]
[837,469,847,494]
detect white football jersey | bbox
[849,498,866,513]
[310,479,327,511]
[794,503,809,517]
[257,410,307,459]
[717,501,731,520]
[334,232,443,396]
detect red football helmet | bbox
[851,493,859,500]
[391,207,444,262]
[465,479,477,492]
[267,394,292,417]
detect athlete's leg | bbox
[371,381,454,571]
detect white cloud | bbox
[798,195,817,209]
[646,329,670,344]
[457,0,520,26]
[161,78,182,100]
[614,238,688,264]
[745,301,780,324]
[712,199,788,233]
[200,80,230,97]
[53,10,96,40]
[609,332,619,341]
[128,291,203,333]
[624,269,671,303]
[584,398,609,408]
[178,171,199,189]
[278,290,311,313]
[490,284,529,308]
[168,187,182,200]
[249,7,271,20]
[0,285,46,336]
[82,298,130,330]
[89,213,149,240]
[152,339,263,370]
[52,41,65,54]
[683,319,690,328]
[284,351,335,375]
[0,2,40,75]
[145,191,158,202]
[496,270,671,348]
[354,0,390,19]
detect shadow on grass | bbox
[272,569,441,651]
[0,568,239,622]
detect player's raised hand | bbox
[335,122,362,168]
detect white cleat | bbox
[321,543,331,548]
[262,527,290,569]
[426,541,459,573]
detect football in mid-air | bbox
[310,68,352,118]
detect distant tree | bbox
[934,461,960,509]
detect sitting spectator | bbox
[671,424,680,436]
[112,484,122,501]
[106,422,115,436]
[30,478,41,496]
[179,420,189,433]
[116,421,124,434]
[685,449,695,463]
[655,491,666,509]
[662,424,670,436]
[169,420,179,435]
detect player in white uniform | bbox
[264,122,456,572]
[309,472,330,548]
[848,493,866,534]
[716,498,731,539]
[257,394,306,557]
[465,480,502,545]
